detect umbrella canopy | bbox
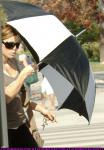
[0,1,96,123]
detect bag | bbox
[25,72,38,86]
[32,129,44,147]
[24,103,44,147]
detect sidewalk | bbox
[94,72,104,88]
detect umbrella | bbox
[0,1,96,123]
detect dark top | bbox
[4,60,26,129]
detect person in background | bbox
[41,77,58,111]
[2,24,55,147]
[18,52,44,147]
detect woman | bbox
[2,24,54,147]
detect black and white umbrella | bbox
[0,1,96,123]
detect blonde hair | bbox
[2,24,18,40]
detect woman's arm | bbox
[5,65,35,103]
[29,102,55,121]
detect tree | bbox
[99,0,104,63]
[29,0,98,26]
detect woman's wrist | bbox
[30,102,48,115]
[35,104,46,113]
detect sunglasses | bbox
[2,41,20,49]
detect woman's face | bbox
[2,35,20,60]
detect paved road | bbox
[33,72,104,147]
[40,123,104,147]
[94,72,104,88]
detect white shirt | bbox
[41,77,54,95]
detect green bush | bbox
[0,5,7,25]
[82,41,100,61]
[65,21,100,61]
[77,22,100,44]
[65,21,84,36]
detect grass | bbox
[90,61,104,72]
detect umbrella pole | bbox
[0,23,9,147]
[75,29,87,38]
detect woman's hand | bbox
[20,65,36,79]
[41,108,55,122]
[30,102,56,122]
[18,54,28,66]
[18,54,38,71]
